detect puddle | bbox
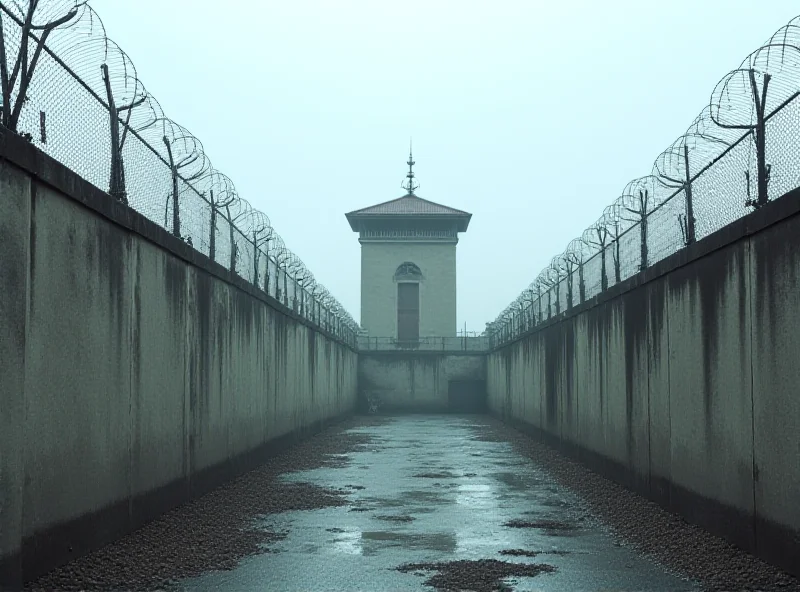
[330,529,457,556]
[400,489,449,504]
[170,416,701,592]
[503,519,577,532]
[432,482,459,489]
[361,531,457,553]
[490,471,535,491]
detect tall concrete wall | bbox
[359,352,485,412]
[0,138,358,588]
[486,190,800,576]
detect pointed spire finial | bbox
[401,139,420,195]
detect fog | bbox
[93,0,799,331]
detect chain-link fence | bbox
[486,15,800,348]
[0,1,359,345]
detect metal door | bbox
[397,282,419,342]
[448,380,487,413]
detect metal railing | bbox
[487,14,800,349]
[0,1,359,346]
[358,336,489,352]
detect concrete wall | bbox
[486,189,800,577]
[0,149,30,591]
[360,241,457,337]
[0,138,358,588]
[359,352,485,412]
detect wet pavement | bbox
[175,416,698,591]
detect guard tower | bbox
[346,149,471,340]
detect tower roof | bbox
[345,193,472,232]
[346,147,472,232]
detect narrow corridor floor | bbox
[175,415,697,592]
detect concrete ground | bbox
[175,415,697,591]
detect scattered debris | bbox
[499,549,571,558]
[499,549,540,557]
[374,514,415,523]
[413,471,458,479]
[397,558,556,592]
[503,519,576,531]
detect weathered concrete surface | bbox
[666,242,754,549]
[176,416,697,592]
[749,215,800,571]
[0,154,358,588]
[360,242,457,338]
[359,353,485,412]
[0,160,30,584]
[23,183,136,564]
[487,190,800,576]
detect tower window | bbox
[394,262,423,281]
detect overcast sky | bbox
[93,0,798,332]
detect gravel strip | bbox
[26,416,388,592]
[396,558,556,592]
[473,417,800,592]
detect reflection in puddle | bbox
[330,529,457,556]
[357,494,442,515]
[363,531,457,553]
[400,489,448,504]
[360,496,405,508]
[331,529,362,555]
[455,482,495,509]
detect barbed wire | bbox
[486,14,800,346]
[0,0,360,344]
